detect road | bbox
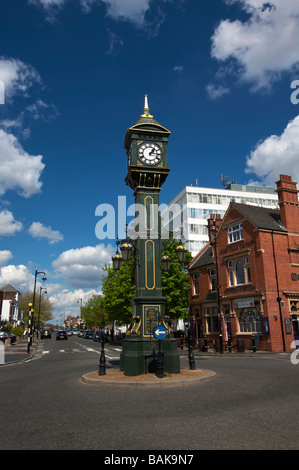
[1,335,299,451]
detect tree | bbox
[161,239,193,320]
[101,256,135,325]
[19,290,53,328]
[81,295,105,328]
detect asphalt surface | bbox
[1,336,298,451]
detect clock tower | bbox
[120,96,180,376]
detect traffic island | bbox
[81,368,216,386]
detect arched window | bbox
[235,260,245,285]
[239,310,261,333]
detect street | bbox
[1,336,299,451]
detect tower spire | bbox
[141,94,153,118]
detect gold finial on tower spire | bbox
[141,94,153,118]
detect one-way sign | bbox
[153,325,167,340]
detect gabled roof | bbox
[0,283,21,294]
[189,244,214,270]
[227,202,287,232]
[189,202,287,270]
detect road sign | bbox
[153,325,167,340]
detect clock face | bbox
[138,142,163,166]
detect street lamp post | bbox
[77,298,82,330]
[168,238,197,370]
[37,286,47,338]
[27,303,33,354]
[99,313,106,376]
[183,313,196,370]
[212,221,223,355]
[31,269,47,345]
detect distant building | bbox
[162,178,278,257]
[64,315,80,329]
[0,284,23,327]
[188,174,299,353]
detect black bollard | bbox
[156,339,164,378]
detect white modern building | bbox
[161,177,279,257]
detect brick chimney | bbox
[208,214,222,243]
[276,174,299,232]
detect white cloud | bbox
[211,0,299,91]
[173,66,184,72]
[49,287,100,318]
[206,83,230,99]
[245,115,299,186]
[28,0,66,22]
[0,264,34,292]
[31,0,170,31]
[106,29,124,55]
[29,0,64,5]
[100,0,151,25]
[30,0,151,23]
[0,129,45,197]
[0,251,13,267]
[29,222,63,244]
[52,243,114,288]
[0,57,41,102]
[0,210,23,237]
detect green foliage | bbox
[12,327,24,337]
[101,256,135,325]
[19,291,53,327]
[81,294,105,328]
[1,322,13,332]
[100,239,192,324]
[161,238,193,320]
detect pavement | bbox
[0,337,38,365]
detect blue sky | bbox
[1,0,299,323]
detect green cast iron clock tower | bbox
[120,96,180,376]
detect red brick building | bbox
[189,174,299,352]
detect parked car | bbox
[72,329,79,335]
[0,332,16,344]
[85,330,93,339]
[93,331,102,342]
[41,329,51,339]
[7,332,17,343]
[0,332,9,343]
[56,330,68,340]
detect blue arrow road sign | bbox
[153,325,167,340]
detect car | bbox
[66,330,73,336]
[41,329,51,339]
[0,332,9,343]
[7,332,17,343]
[93,331,102,342]
[72,329,79,335]
[0,332,16,344]
[85,330,93,339]
[56,330,68,340]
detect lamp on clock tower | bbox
[119,95,180,376]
